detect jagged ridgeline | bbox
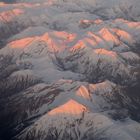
[0,0,140,140]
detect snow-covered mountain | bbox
[0,0,140,140]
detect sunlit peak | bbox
[48,99,87,115]
[76,85,90,100]
[94,48,117,57]
[9,37,35,49]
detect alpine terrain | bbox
[0,0,140,140]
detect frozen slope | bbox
[0,0,140,140]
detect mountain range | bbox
[0,0,140,140]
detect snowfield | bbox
[0,0,140,140]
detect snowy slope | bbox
[0,0,140,140]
